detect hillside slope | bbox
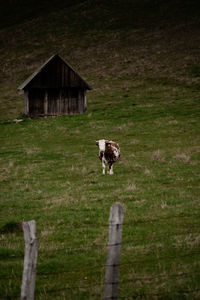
[0,1,200,299]
[0,0,200,120]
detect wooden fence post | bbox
[104,203,124,300]
[21,220,38,300]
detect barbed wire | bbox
[36,281,105,295]
[1,250,200,280]
[119,270,200,283]
[1,229,200,260]
[3,288,200,300]
[1,211,200,231]
[0,212,199,243]
[117,288,200,299]
[2,282,200,299]
[37,250,200,277]
[1,212,200,298]
[40,230,200,252]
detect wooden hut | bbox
[18,54,92,118]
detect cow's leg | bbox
[102,159,106,175]
[108,163,114,175]
[110,164,114,175]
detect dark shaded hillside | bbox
[0,0,81,30]
[0,0,200,119]
[1,0,200,31]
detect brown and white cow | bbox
[96,139,120,174]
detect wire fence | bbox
[0,204,200,299]
[2,228,200,250]
[0,210,199,236]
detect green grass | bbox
[1,81,200,299]
[0,0,200,299]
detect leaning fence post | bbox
[104,203,124,300]
[21,220,38,300]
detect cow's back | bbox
[104,141,120,162]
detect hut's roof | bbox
[18,54,92,90]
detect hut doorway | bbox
[29,89,45,117]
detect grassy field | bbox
[0,0,200,299]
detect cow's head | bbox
[96,139,110,151]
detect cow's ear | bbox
[96,141,99,146]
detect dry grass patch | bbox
[173,234,200,249]
[80,166,87,175]
[0,160,15,174]
[116,123,127,131]
[126,241,164,254]
[174,153,190,163]
[134,199,147,207]
[89,121,104,129]
[46,197,65,206]
[39,241,63,251]
[92,230,107,248]
[130,139,139,145]
[25,147,40,155]
[73,129,81,135]
[161,201,169,209]
[44,193,76,209]
[41,226,55,238]
[126,183,137,191]
[133,163,142,169]
[152,149,165,162]
[138,103,154,108]
[116,122,134,132]
[168,120,178,125]
[144,168,151,175]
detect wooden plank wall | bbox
[27,88,86,117]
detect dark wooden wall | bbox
[26,88,86,117]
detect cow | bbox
[96,139,120,175]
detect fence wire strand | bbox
[1,251,200,281]
[0,211,199,242]
[117,289,200,299]
[1,210,200,298]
